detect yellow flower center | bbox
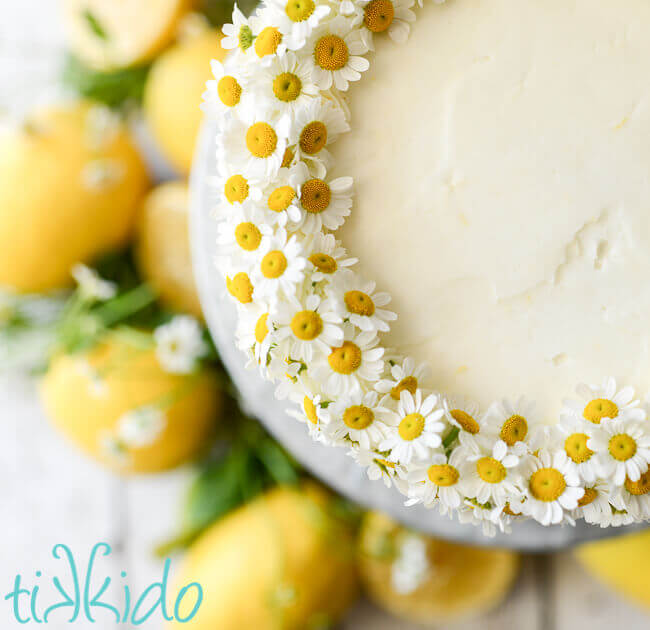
[343,404,374,430]
[260,250,288,279]
[328,341,362,375]
[398,413,425,441]
[309,253,337,274]
[390,376,418,401]
[500,414,528,447]
[224,174,249,204]
[303,396,318,424]
[226,272,253,304]
[624,467,650,496]
[281,147,294,168]
[217,76,242,107]
[476,457,507,484]
[363,0,395,33]
[254,313,269,343]
[299,121,328,155]
[578,487,598,507]
[564,432,594,464]
[608,433,637,462]
[344,290,375,317]
[583,398,618,424]
[301,179,331,213]
[246,122,278,158]
[268,185,296,212]
[290,310,323,341]
[314,34,349,71]
[255,26,282,58]
[273,72,302,102]
[529,468,566,502]
[285,0,315,22]
[450,409,480,434]
[427,464,459,487]
[234,222,262,251]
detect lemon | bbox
[358,512,519,625]
[143,30,226,175]
[0,101,149,293]
[168,483,360,629]
[62,0,196,71]
[576,530,650,608]
[134,181,203,318]
[41,334,221,474]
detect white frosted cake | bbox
[206,0,650,533]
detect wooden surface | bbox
[2,2,650,628]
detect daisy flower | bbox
[611,467,650,519]
[405,449,465,511]
[303,232,357,282]
[442,395,482,437]
[249,13,289,63]
[482,397,537,453]
[588,417,650,486]
[561,378,645,427]
[154,316,208,374]
[218,114,290,179]
[236,300,276,368]
[376,357,430,403]
[274,292,343,362]
[289,98,350,177]
[328,277,396,333]
[556,414,599,484]
[358,0,416,50]
[250,52,320,121]
[286,377,332,441]
[521,449,584,526]
[325,390,389,449]
[311,326,384,396]
[309,17,370,91]
[116,406,167,448]
[213,162,263,208]
[202,59,250,117]
[350,447,400,487]
[71,264,116,302]
[221,5,255,57]
[252,228,307,305]
[266,0,331,49]
[260,163,305,228]
[572,481,616,526]
[378,390,445,464]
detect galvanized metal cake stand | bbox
[189,115,644,550]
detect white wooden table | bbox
[2,2,650,628]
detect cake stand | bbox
[190,115,644,550]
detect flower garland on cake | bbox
[204,0,650,534]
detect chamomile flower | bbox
[309,18,370,91]
[350,447,400,487]
[267,0,331,49]
[458,438,523,507]
[249,13,289,63]
[572,481,615,526]
[311,326,384,396]
[221,5,255,57]
[561,378,645,427]
[289,98,350,177]
[405,449,465,510]
[521,449,584,526]
[71,264,116,302]
[556,414,598,484]
[202,59,250,117]
[286,378,331,441]
[260,164,305,228]
[218,115,290,179]
[327,0,362,19]
[442,396,482,437]
[251,52,320,121]
[154,316,208,374]
[588,417,650,486]
[325,390,389,449]
[252,228,307,304]
[236,300,275,368]
[612,467,650,519]
[390,533,430,594]
[458,501,510,537]
[216,203,272,272]
[358,0,416,50]
[213,162,263,207]
[376,357,430,402]
[275,292,343,362]
[378,390,445,464]
[483,397,537,454]
[328,277,396,333]
[304,232,357,282]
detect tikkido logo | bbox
[3,543,203,625]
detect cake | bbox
[205,0,650,533]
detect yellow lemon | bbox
[41,334,221,474]
[143,30,226,175]
[134,181,203,318]
[358,512,520,625]
[0,101,149,293]
[576,530,650,608]
[168,483,360,629]
[63,0,196,71]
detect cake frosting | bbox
[333,0,650,420]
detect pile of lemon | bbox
[3,1,648,628]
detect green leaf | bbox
[82,9,109,40]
